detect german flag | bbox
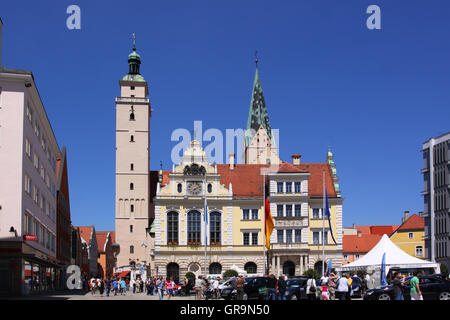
[264,197,274,249]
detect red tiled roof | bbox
[298,163,336,197]
[109,231,116,244]
[77,226,94,245]
[216,164,269,199]
[396,214,424,232]
[355,225,399,236]
[156,163,337,199]
[343,234,382,253]
[95,231,113,253]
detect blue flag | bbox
[381,252,387,285]
[325,187,338,245]
[327,259,332,276]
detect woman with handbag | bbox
[306,274,317,300]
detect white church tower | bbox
[115,36,151,269]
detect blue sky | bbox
[1,1,449,231]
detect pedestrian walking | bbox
[112,278,118,296]
[320,272,328,286]
[327,272,337,300]
[392,272,406,300]
[235,275,245,300]
[346,274,353,300]
[306,274,317,301]
[156,276,165,300]
[409,271,423,300]
[166,277,175,300]
[195,275,204,300]
[99,279,104,296]
[277,275,287,300]
[265,274,277,300]
[105,277,111,297]
[131,278,136,294]
[120,278,127,295]
[336,274,349,300]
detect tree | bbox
[223,269,238,278]
[185,272,196,279]
[303,269,319,279]
[440,264,448,276]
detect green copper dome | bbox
[122,45,145,82]
[128,50,141,60]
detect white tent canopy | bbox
[336,234,439,272]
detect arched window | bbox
[244,262,257,274]
[130,225,133,233]
[130,183,134,190]
[130,163,134,171]
[129,106,135,120]
[177,183,182,193]
[209,263,222,275]
[130,245,134,254]
[130,135,134,142]
[167,211,178,243]
[187,211,201,243]
[130,204,134,212]
[210,211,221,244]
[207,183,212,193]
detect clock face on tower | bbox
[187,181,202,195]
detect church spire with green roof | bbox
[122,33,146,82]
[245,56,273,147]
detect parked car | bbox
[351,276,362,298]
[285,278,308,300]
[221,277,268,300]
[218,277,236,292]
[364,274,450,300]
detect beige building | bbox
[114,42,154,278]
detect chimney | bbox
[402,211,410,223]
[229,152,235,170]
[0,18,3,66]
[291,154,301,166]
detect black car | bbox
[221,277,268,300]
[286,278,308,300]
[364,274,450,300]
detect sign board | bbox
[23,235,37,241]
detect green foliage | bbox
[185,272,196,279]
[303,269,319,279]
[223,269,239,278]
[440,264,448,276]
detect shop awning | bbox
[118,270,130,277]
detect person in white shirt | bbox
[320,272,329,286]
[336,274,349,300]
[212,278,220,299]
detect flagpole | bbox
[322,171,325,277]
[204,176,207,278]
[263,173,266,275]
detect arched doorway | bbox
[244,262,257,274]
[167,263,179,283]
[282,261,296,276]
[209,263,222,275]
[314,261,327,276]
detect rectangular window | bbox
[251,232,258,245]
[295,205,301,217]
[277,205,283,217]
[344,255,348,261]
[277,182,283,193]
[294,182,301,193]
[24,174,32,195]
[42,196,46,213]
[416,246,423,256]
[286,182,292,193]
[313,232,320,245]
[130,225,133,233]
[40,226,45,245]
[34,121,40,138]
[286,205,292,217]
[408,232,414,239]
[251,209,258,220]
[323,231,328,245]
[243,233,250,245]
[26,103,33,122]
[313,208,320,219]
[355,254,360,260]
[295,229,301,243]
[130,204,134,213]
[277,230,284,243]
[286,230,292,243]
[25,139,32,158]
[33,153,39,170]
[243,209,249,220]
